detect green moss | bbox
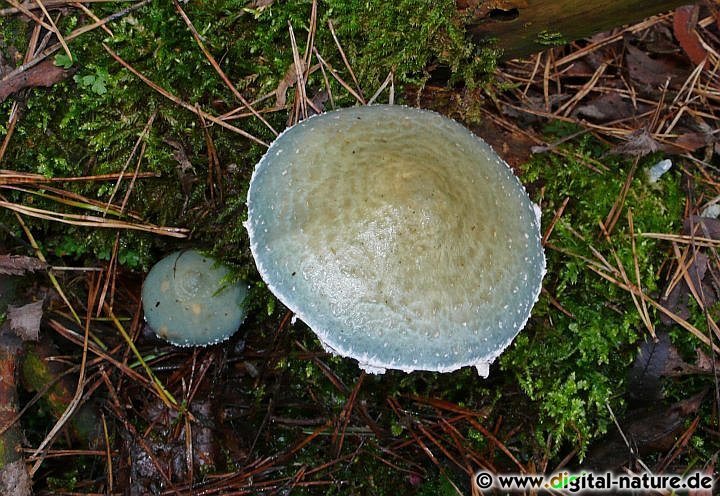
[536,30,567,47]
[1,0,497,272]
[0,425,25,468]
[21,350,55,393]
[501,131,686,457]
[323,0,499,88]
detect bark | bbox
[0,277,32,496]
[21,340,101,444]
[0,272,32,496]
[467,0,695,60]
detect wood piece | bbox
[468,0,692,60]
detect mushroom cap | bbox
[141,250,248,346]
[246,105,545,374]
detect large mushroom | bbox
[142,250,249,346]
[246,105,545,375]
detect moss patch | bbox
[0,0,498,271]
[501,124,685,457]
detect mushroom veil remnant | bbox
[246,105,545,376]
[142,250,249,347]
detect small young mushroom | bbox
[141,250,249,346]
[246,105,545,375]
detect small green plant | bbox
[73,68,109,95]
[54,53,74,68]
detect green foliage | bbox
[54,53,74,69]
[323,0,499,88]
[73,67,109,95]
[1,0,496,273]
[501,134,685,457]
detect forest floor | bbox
[0,1,719,495]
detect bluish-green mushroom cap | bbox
[142,250,248,346]
[246,105,545,375]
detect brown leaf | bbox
[575,93,636,122]
[7,300,43,341]
[660,131,711,153]
[0,255,46,276]
[629,331,711,401]
[625,43,686,89]
[246,0,273,8]
[660,238,718,326]
[460,0,528,15]
[684,216,720,239]
[164,139,197,198]
[0,60,71,103]
[610,128,659,157]
[628,331,672,402]
[660,279,692,325]
[673,5,707,66]
[470,118,536,168]
[274,61,303,109]
[584,392,705,471]
[694,348,720,374]
[164,139,195,175]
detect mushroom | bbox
[245,105,545,375]
[141,250,249,346]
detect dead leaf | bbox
[661,279,692,325]
[584,392,705,471]
[0,255,46,276]
[309,89,328,115]
[575,92,636,122]
[471,118,536,168]
[563,59,595,78]
[683,215,720,239]
[274,61,303,109]
[628,330,714,402]
[459,0,528,15]
[694,348,720,374]
[628,331,672,403]
[7,300,43,341]
[609,128,659,157]
[164,139,195,176]
[684,215,720,239]
[673,5,707,66]
[164,139,197,199]
[660,243,718,326]
[661,131,711,153]
[246,0,274,8]
[625,43,686,89]
[0,60,71,103]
